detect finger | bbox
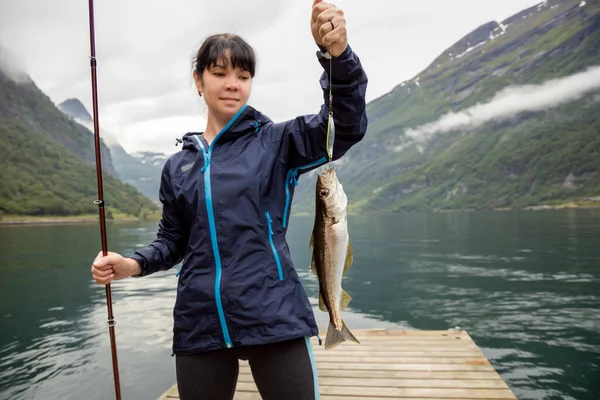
[93,251,104,264]
[92,266,114,278]
[312,2,333,22]
[316,8,342,31]
[92,254,119,271]
[94,273,114,285]
[318,13,342,38]
[321,17,346,45]
[316,6,342,24]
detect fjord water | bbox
[1,210,599,400]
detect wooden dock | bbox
[157,329,517,399]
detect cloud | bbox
[118,116,207,154]
[0,45,29,83]
[0,0,543,153]
[403,65,600,143]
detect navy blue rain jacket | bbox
[130,45,368,355]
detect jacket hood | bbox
[179,104,272,151]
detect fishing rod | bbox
[87,0,122,398]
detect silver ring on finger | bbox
[330,20,335,30]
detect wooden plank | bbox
[341,338,470,342]
[311,350,485,357]
[235,373,509,389]
[317,342,478,347]
[324,331,468,338]
[315,343,479,348]
[337,333,470,339]
[156,387,178,400]
[329,329,466,336]
[339,336,469,341]
[313,346,480,353]
[234,395,489,400]
[157,329,516,400]
[238,365,505,380]
[235,381,516,399]
[170,386,508,400]
[297,356,491,364]
[315,335,472,341]
[312,346,480,353]
[331,339,473,344]
[311,362,495,371]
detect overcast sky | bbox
[0,0,542,154]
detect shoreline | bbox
[0,216,159,226]
[3,202,599,226]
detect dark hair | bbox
[193,33,256,78]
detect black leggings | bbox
[175,336,320,400]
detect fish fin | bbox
[318,293,327,312]
[310,254,318,276]
[309,231,318,275]
[340,289,351,310]
[324,320,360,350]
[343,240,353,274]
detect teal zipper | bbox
[282,156,328,229]
[265,211,284,280]
[192,104,248,348]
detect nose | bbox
[224,76,239,92]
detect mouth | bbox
[220,97,239,102]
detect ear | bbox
[193,70,203,96]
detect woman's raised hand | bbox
[311,0,348,57]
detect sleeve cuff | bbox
[128,253,147,278]
[317,44,352,67]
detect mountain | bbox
[58,99,167,202]
[0,76,118,179]
[0,63,157,217]
[57,98,93,123]
[293,0,600,213]
[108,147,166,203]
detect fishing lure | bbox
[326,55,335,163]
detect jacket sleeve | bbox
[281,44,368,171]
[129,161,189,277]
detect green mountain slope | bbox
[0,74,118,178]
[293,0,600,213]
[0,70,157,217]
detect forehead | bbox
[209,55,249,72]
[210,51,231,66]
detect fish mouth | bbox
[319,166,336,177]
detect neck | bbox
[203,114,227,146]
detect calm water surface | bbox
[1,210,599,399]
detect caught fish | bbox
[309,167,360,350]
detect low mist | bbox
[403,65,600,143]
[0,44,29,83]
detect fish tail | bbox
[324,320,360,350]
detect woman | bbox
[91,1,368,398]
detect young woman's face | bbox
[194,50,252,121]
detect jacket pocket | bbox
[282,156,329,229]
[265,210,284,280]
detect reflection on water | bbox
[1,210,599,399]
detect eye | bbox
[319,189,329,197]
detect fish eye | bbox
[319,189,329,197]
